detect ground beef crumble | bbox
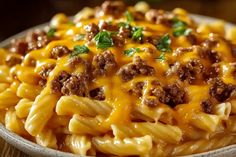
[118,56,155,82]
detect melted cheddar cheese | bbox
[1,1,236,156]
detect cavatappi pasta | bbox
[1,1,236,156]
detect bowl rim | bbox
[0,14,236,157]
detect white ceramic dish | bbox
[0,14,236,157]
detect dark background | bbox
[0,0,236,42]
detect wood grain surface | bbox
[0,137,29,157]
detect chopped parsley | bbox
[70,45,89,57]
[75,34,85,41]
[132,27,143,41]
[157,34,172,52]
[125,11,134,23]
[172,18,192,37]
[94,31,113,49]
[156,52,165,62]
[118,22,131,29]
[47,28,56,37]
[124,48,141,56]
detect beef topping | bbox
[145,35,161,46]
[111,34,125,47]
[89,87,105,100]
[61,74,88,96]
[99,21,118,31]
[203,65,220,82]
[84,23,99,41]
[51,71,71,93]
[143,97,159,108]
[177,59,204,84]
[26,30,51,50]
[145,9,173,26]
[38,64,56,79]
[231,44,236,57]
[209,78,235,102]
[5,54,23,67]
[69,56,92,81]
[201,99,213,114]
[101,1,126,18]
[118,27,132,38]
[118,56,155,82]
[160,83,186,107]
[9,39,28,55]
[51,45,71,59]
[129,82,145,97]
[93,50,117,76]
[186,34,198,45]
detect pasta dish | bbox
[1,1,236,156]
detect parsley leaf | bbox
[132,27,143,41]
[70,45,89,57]
[124,48,141,56]
[172,18,192,37]
[118,22,131,29]
[157,34,172,52]
[125,11,134,23]
[156,52,165,62]
[94,31,113,49]
[75,34,85,41]
[47,28,56,37]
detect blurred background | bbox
[0,0,236,41]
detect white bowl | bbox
[0,14,236,157]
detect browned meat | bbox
[111,34,125,47]
[177,59,204,84]
[26,30,51,50]
[118,56,155,82]
[38,79,47,87]
[145,35,161,46]
[198,49,221,63]
[99,21,118,31]
[89,87,105,100]
[9,39,28,55]
[118,27,131,38]
[129,82,145,97]
[145,9,173,26]
[69,56,92,81]
[5,54,23,67]
[51,45,71,59]
[38,64,56,79]
[93,50,117,76]
[231,44,236,57]
[201,38,218,49]
[209,78,235,102]
[186,34,198,45]
[143,97,159,107]
[201,99,213,114]
[160,83,186,107]
[101,1,126,18]
[84,23,99,41]
[203,65,220,82]
[51,71,71,93]
[61,74,88,96]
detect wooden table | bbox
[0,137,29,157]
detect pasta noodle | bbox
[0,1,236,156]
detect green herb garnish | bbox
[94,31,113,49]
[124,48,141,56]
[172,18,192,37]
[118,22,131,29]
[156,52,165,62]
[125,11,134,23]
[70,45,89,57]
[132,27,143,41]
[75,34,85,41]
[157,34,172,52]
[47,28,56,37]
